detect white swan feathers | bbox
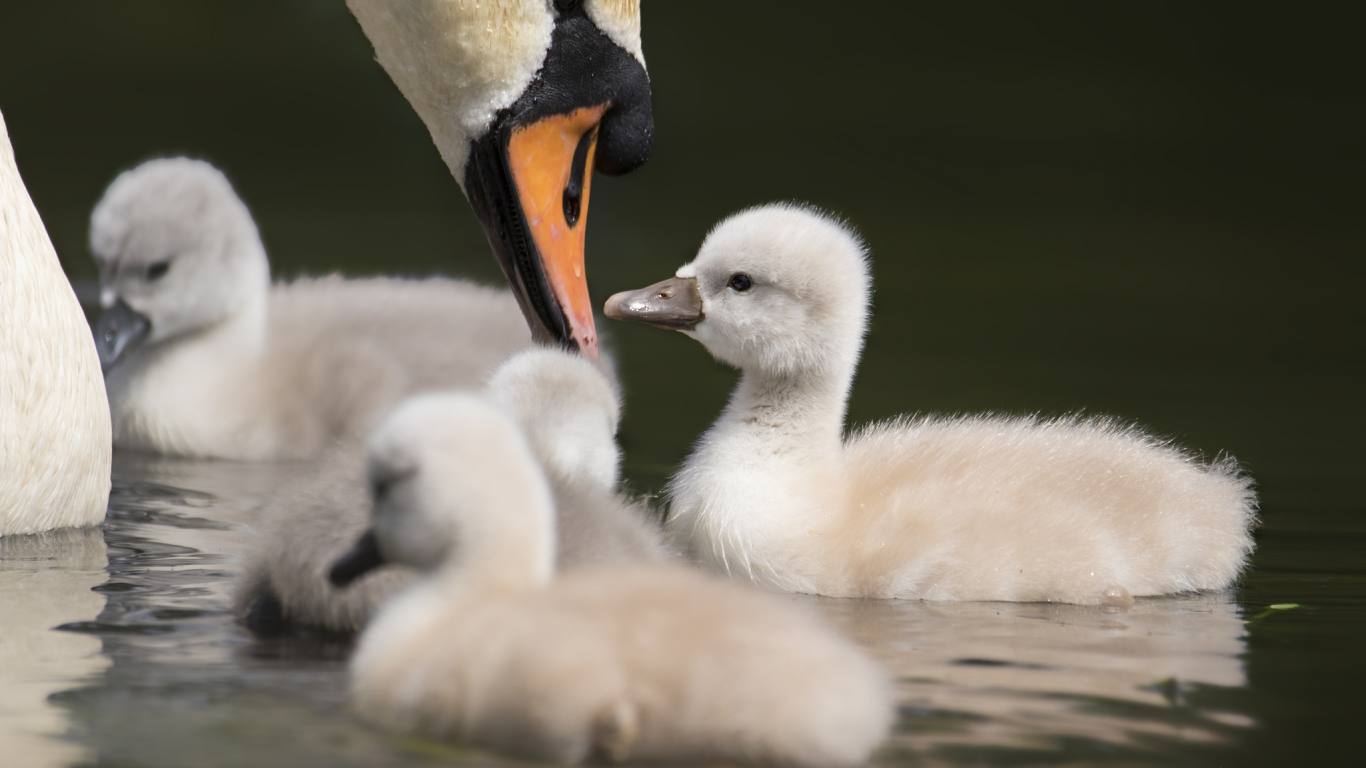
[0,108,111,536]
[605,204,1258,604]
[341,390,890,766]
[345,0,644,186]
[91,158,530,460]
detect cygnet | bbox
[604,203,1257,604]
[234,348,671,635]
[91,158,531,460]
[331,392,891,766]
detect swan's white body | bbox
[0,109,111,536]
[349,393,891,766]
[234,349,670,634]
[93,159,531,460]
[625,205,1256,604]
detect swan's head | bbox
[605,204,871,378]
[486,347,622,491]
[330,393,556,589]
[89,158,269,371]
[347,0,653,361]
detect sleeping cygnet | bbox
[604,203,1258,605]
[90,157,531,460]
[234,348,672,636]
[330,393,891,766]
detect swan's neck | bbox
[719,366,851,457]
[668,360,855,589]
[121,293,268,386]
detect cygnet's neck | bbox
[105,291,270,454]
[718,363,854,459]
[137,292,269,377]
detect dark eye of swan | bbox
[146,260,171,281]
[728,273,753,293]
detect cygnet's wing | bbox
[233,441,414,635]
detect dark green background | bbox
[2,2,1362,764]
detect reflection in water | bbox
[20,459,1257,766]
[0,526,109,767]
[806,594,1252,764]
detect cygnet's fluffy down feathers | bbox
[94,158,532,460]
[346,393,891,766]
[676,412,1255,603]
[112,274,530,460]
[609,204,1257,604]
[357,564,890,766]
[233,441,401,635]
[234,349,671,635]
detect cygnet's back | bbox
[234,348,670,635]
[92,158,531,460]
[337,394,891,766]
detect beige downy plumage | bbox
[334,391,891,766]
[97,0,657,457]
[233,0,659,630]
[92,158,531,460]
[1,108,111,536]
[233,348,672,635]
[605,203,1258,604]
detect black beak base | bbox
[465,127,569,349]
[329,530,386,588]
[460,5,652,351]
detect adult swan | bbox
[0,108,112,536]
[347,0,650,358]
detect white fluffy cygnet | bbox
[234,348,671,635]
[1,108,111,536]
[336,392,891,766]
[604,204,1257,605]
[91,158,531,460]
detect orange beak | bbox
[505,105,608,360]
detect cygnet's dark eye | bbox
[728,273,753,293]
[146,260,171,281]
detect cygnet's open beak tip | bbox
[603,276,703,331]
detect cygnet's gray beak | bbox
[93,299,151,372]
[603,277,703,331]
[329,530,385,588]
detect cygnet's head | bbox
[486,348,622,492]
[90,158,269,369]
[604,204,871,378]
[330,393,556,589]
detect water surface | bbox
[0,455,1349,766]
[0,1,1361,764]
